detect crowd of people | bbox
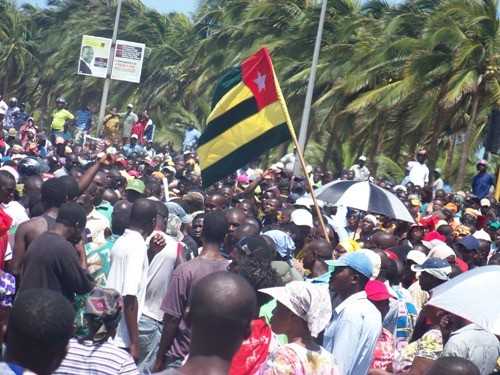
[0,95,499,375]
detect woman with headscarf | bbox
[257,281,340,375]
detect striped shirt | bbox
[53,338,139,375]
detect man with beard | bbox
[19,202,94,302]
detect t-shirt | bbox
[407,161,429,187]
[53,338,139,375]
[472,172,495,199]
[160,257,229,361]
[121,112,138,138]
[142,231,179,322]
[106,229,149,348]
[20,232,93,302]
[51,109,75,131]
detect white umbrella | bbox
[314,180,415,223]
[427,265,500,335]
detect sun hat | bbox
[290,208,313,228]
[125,178,145,194]
[365,280,391,301]
[428,244,455,260]
[456,235,480,251]
[411,257,452,281]
[332,252,373,279]
[259,281,331,337]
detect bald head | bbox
[206,193,226,212]
[233,223,260,243]
[225,208,246,237]
[370,231,398,249]
[129,198,157,237]
[427,357,479,375]
[306,239,333,260]
[188,271,257,360]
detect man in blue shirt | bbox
[323,252,381,375]
[182,124,201,152]
[74,106,92,144]
[123,134,145,158]
[471,160,494,199]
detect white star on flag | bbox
[254,72,267,92]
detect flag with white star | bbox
[197,48,291,188]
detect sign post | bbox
[96,0,123,137]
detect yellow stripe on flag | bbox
[199,101,287,169]
[207,82,254,124]
[495,168,500,202]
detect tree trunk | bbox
[368,120,382,175]
[456,93,480,189]
[322,130,335,170]
[444,135,456,180]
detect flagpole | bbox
[271,69,331,244]
[293,0,328,175]
[97,0,122,137]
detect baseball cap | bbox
[477,159,488,166]
[417,148,427,155]
[332,252,373,279]
[85,287,122,317]
[359,155,367,162]
[411,257,452,281]
[434,168,442,174]
[365,280,391,301]
[130,134,139,139]
[456,235,480,251]
[127,103,134,108]
[56,202,87,229]
[472,229,492,242]
[125,179,145,194]
[480,198,491,207]
[363,214,378,226]
[291,208,313,228]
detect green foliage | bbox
[0,0,499,187]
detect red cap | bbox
[365,280,391,302]
[423,231,446,243]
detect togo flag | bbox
[197,48,292,188]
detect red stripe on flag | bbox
[241,48,279,111]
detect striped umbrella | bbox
[314,180,415,223]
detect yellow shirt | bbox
[51,109,74,131]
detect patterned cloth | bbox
[0,271,15,307]
[257,342,340,375]
[371,328,395,370]
[394,329,442,373]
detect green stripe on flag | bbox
[211,67,242,108]
[198,97,258,147]
[201,123,290,188]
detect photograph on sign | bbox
[111,40,146,84]
[78,35,112,78]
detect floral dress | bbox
[258,343,340,375]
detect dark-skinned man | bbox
[106,198,157,361]
[153,211,230,372]
[323,252,381,375]
[302,239,334,284]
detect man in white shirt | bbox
[350,155,370,181]
[106,198,157,361]
[138,202,184,372]
[407,149,430,187]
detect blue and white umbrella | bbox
[314,180,415,223]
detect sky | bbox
[21,0,198,14]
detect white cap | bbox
[359,155,367,162]
[291,208,313,228]
[480,198,491,207]
[127,103,134,108]
[358,249,381,279]
[130,134,139,139]
[0,166,19,183]
[363,214,378,226]
[406,250,426,266]
[473,229,492,242]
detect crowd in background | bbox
[0,95,499,375]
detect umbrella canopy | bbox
[314,180,415,223]
[427,265,500,335]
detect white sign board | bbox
[111,40,145,84]
[78,35,112,78]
